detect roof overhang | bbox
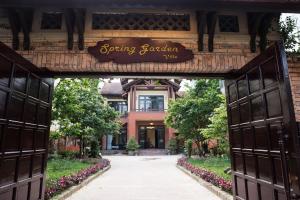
[1,0,300,13]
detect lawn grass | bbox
[46,158,92,186]
[188,156,231,181]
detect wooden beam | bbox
[74,8,85,50]
[258,13,280,52]
[1,0,300,13]
[7,8,20,50]
[64,8,75,50]
[247,12,265,53]
[17,8,33,50]
[206,11,217,52]
[196,11,206,52]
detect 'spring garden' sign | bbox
[88,38,194,64]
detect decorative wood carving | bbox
[218,15,239,32]
[18,8,33,50]
[92,13,190,31]
[247,12,265,53]
[7,8,33,50]
[64,9,75,50]
[7,8,20,50]
[196,11,206,52]
[207,12,217,52]
[74,8,85,50]
[258,13,279,52]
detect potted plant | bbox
[126,138,139,156]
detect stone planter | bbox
[128,150,136,156]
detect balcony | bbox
[134,108,166,112]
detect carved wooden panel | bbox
[41,12,62,29]
[92,13,190,31]
[218,15,239,32]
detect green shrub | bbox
[90,139,100,158]
[167,137,177,154]
[57,150,79,159]
[126,137,139,151]
[185,139,193,158]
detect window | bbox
[108,101,128,115]
[218,15,239,32]
[41,12,62,29]
[107,126,127,150]
[138,96,164,111]
[92,13,190,31]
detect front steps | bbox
[138,149,168,156]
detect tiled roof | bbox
[100,82,123,96]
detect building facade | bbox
[1,1,300,200]
[100,79,181,151]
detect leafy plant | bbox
[90,139,100,158]
[57,150,80,159]
[202,97,229,156]
[165,79,222,157]
[126,137,139,152]
[279,16,300,53]
[167,137,177,154]
[52,78,121,157]
[185,139,193,158]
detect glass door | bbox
[156,127,165,149]
[138,126,147,149]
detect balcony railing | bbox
[119,111,128,117]
[134,108,166,112]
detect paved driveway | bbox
[66,155,221,200]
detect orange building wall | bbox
[127,111,175,146]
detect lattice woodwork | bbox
[92,13,190,31]
[218,15,239,32]
[41,12,62,29]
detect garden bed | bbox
[45,158,110,200]
[177,157,232,193]
[187,156,231,181]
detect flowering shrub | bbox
[45,159,110,200]
[177,157,232,193]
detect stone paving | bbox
[66,155,221,200]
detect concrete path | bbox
[66,155,221,200]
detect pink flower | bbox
[177,157,232,193]
[45,159,110,200]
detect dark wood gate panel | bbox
[225,42,300,200]
[0,42,53,200]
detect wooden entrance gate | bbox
[0,42,53,200]
[225,43,300,200]
[0,41,300,200]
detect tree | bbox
[202,96,229,155]
[52,78,121,157]
[165,79,222,156]
[279,16,300,53]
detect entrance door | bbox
[225,42,300,200]
[156,127,165,149]
[138,126,165,149]
[0,42,53,200]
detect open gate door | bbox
[0,42,53,200]
[225,42,300,200]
